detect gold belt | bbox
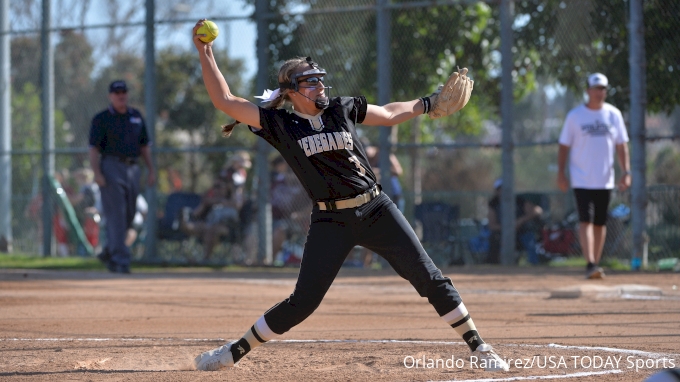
[317,185,380,211]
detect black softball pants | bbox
[263,192,463,335]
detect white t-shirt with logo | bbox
[558,103,629,189]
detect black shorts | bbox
[573,188,611,226]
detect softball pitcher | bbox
[191,19,508,372]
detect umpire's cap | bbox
[109,80,128,93]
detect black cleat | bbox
[96,248,111,264]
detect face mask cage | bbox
[279,57,328,92]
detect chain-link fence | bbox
[3,0,679,268]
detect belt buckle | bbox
[355,193,366,206]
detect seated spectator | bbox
[362,141,404,268]
[270,156,312,264]
[55,169,76,256]
[180,151,251,262]
[220,151,251,187]
[126,193,148,248]
[487,179,543,265]
[364,141,404,210]
[71,168,101,248]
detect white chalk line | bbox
[505,343,675,359]
[2,338,673,380]
[1,337,675,358]
[232,279,680,300]
[430,369,624,382]
[620,293,680,301]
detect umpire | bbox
[89,80,155,273]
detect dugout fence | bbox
[2,0,679,267]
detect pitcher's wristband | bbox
[420,97,431,114]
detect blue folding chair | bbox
[157,192,201,241]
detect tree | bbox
[651,146,680,186]
[12,31,95,158]
[10,36,41,94]
[10,36,69,152]
[54,30,96,148]
[245,0,543,194]
[514,0,680,114]
[246,1,546,144]
[155,47,253,191]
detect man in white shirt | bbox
[557,73,631,279]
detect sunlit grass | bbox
[0,253,300,273]
[0,253,105,270]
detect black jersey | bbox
[252,96,378,202]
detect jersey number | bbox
[348,155,366,177]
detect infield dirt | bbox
[1,265,678,381]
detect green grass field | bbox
[0,253,104,270]
[0,252,634,271]
[0,253,306,273]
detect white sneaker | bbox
[471,344,509,371]
[194,343,235,371]
[586,266,605,279]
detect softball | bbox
[197,20,219,43]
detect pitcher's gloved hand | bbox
[421,67,474,119]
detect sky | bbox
[12,0,259,81]
[151,1,258,79]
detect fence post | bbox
[41,0,55,257]
[255,0,272,265]
[0,0,11,252]
[143,0,159,260]
[410,116,422,212]
[377,0,393,198]
[628,0,647,267]
[500,0,516,265]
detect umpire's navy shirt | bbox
[89,105,151,158]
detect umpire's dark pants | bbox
[264,192,463,335]
[100,157,140,267]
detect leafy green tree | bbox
[155,47,253,191]
[245,0,543,193]
[54,30,96,148]
[12,32,95,159]
[514,0,680,113]
[10,35,69,152]
[92,53,146,108]
[11,82,66,231]
[11,83,42,150]
[651,146,680,186]
[156,48,250,143]
[248,1,541,139]
[10,36,41,95]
